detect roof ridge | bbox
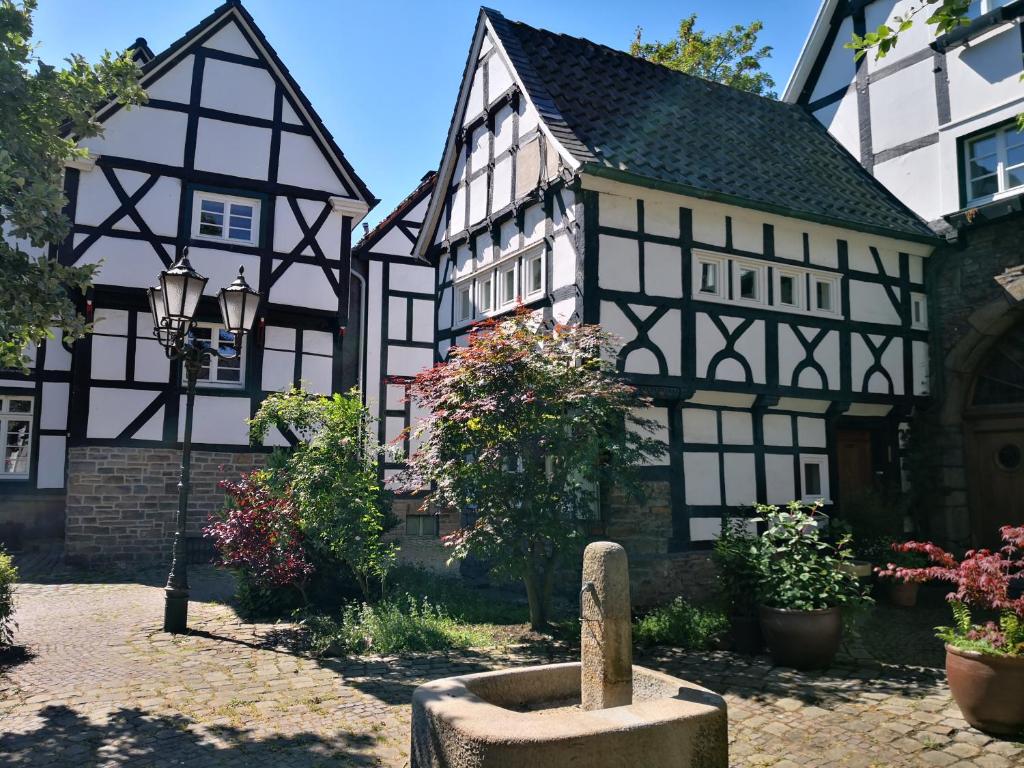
[355,171,437,253]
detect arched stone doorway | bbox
[963,320,1024,547]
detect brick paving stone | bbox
[2,560,1023,767]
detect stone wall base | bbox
[64,445,265,565]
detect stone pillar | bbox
[580,541,633,710]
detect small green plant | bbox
[0,548,17,647]
[387,566,526,626]
[303,595,494,656]
[752,501,872,612]
[712,516,759,617]
[633,598,728,650]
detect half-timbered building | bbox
[786,0,1024,547]
[0,0,375,562]
[414,10,939,599]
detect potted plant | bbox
[878,526,1024,736]
[753,501,871,670]
[875,540,929,607]
[712,516,762,654]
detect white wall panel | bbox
[682,408,716,443]
[765,454,796,503]
[36,436,66,489]
[763,414,792,446]
[387,347,433,378]
[301,354,332,394]
[390,264,434,293]
[40,382,69,431]
[723,453,757,506]
[869,60,938,150]
[179,395,249,444]
[812,92,859,159]
[277,132,344,194]
[202,22,258,58]
[194,118,271,179]
[201,58,275,120]
[598,235,639,291]
[262,349,294,391]
[90,336,127,381]
[683,452,720,505]
[80,107,187,166]
[644,242,682,298]
[809,16,855,101]
[388,296,408,340]
[87,389,160,438]
[146,55,194,103]
[947,24,1024,123]
[874,144,942,223]
[134,338,170,383]
[599,193,637,230]
[188,248,261,298]
[850,281,901,325]
[270,262,337,311]
[133,176,182,237]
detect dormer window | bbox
[193,191,260,245]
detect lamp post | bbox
[148,248,260,633]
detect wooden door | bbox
[836,429,874,499]
[965,417,1024,548]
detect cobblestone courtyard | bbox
[1,557,1022,767]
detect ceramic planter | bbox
[886,580,920,608]
[840,560,874,580]
[945,644,1024,736]
[758,605,842,670]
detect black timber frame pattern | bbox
[33,2,377,464]
[585,191,922,550]
[353,174,437,484]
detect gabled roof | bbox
[420,8,935,249]
[86,0,375,208]
[355,171,436,256]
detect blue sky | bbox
[31,0,821,232]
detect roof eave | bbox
[782,0,839,104]
[581,164,940,248]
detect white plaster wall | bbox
[683,452,720,505]
[629,406,670,466]
[598,235,639,292]
[269,262,338,311]
[873,144,943,222]
[87,389,160,438]
[276,133,344,194]
[75,235,168,289]
[40,382,69,431]
[180,395,250,444]
[809,16,856,101]
[188,248,261,298]
[765,453,796,503]
[947,23,1024,124]
[193,118,271,179]
[869,59,938,151]
[849,280,902,325]
[387,347,433,378]
[146,55,194,103]
[203,21,257,58]
[36,435,66,489]
[201,58,275,120]
[723,453,757,506]
[80,107,187,167]
[813,91,860,159]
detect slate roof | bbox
[483,9,935,243]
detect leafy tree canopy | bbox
[403,311,665,629]
[631,14,776,97]
[0,0,146,370]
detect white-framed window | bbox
[0,396,33,479]
[498,262,518,308]
[185,324,245,388]
[524,250,544,298]
[456,285,473,324]
[911,294,928,329]
[775,269,803,309]
[964,124,1024,203]
[193,191,260,245]
[477,274,494,313]
[734,260,766,304]
[967,0,1014,18]
[812,275,840,315]
[694,253,726,300]
[799,455,830,503]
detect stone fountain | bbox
[410,542,728,767]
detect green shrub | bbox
[0,549,18,647]
[633,598,727,650]
[304,595,493,656]
[388,566,527,626]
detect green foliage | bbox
[388,566,527,626]
[303,596,493,657]
[248,387,395,600]
[847,0,971,60]
[712,516,760,616]
[0,0,146,370]
[631,14,776,97]
[0,548,16,646]
[404,311,665,629]
[633,597,728,650]
[937,601,1024,657]
[752,501,872,612]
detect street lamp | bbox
[148,248,260,633]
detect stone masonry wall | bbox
[65,446,265,565]
[924,215,1024,544]
[386,496,461,575]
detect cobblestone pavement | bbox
[1,557,1022,768]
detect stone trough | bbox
[410,542,728,768]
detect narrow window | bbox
[803,461,822,497]
[1,396,33,478]
[526,254,543,296]
[778,273,801,307]
[457,285,473,322]
[799,455,829,502]
[738,266,759,301]
[406,514,438,536]
[699,261,718,294]
[815,278,835,313]
[478,275,494,313]
[499,264,517,307]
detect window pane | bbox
[502,268,515,303]
[969,135,997,160]
[201,199,225,215]
[1007,166,1024,190]
[1006,144,1024,167]
[479,278,493,311]
[971,175,999,199]
[6,421,30,445]
[229,203,254,219]
[228,227,252,242]
[529,257,542,294]
[804,462,822,496]
[969,156,998,178]
[739,268,757,300]
[816,280,833,311]
[8,400,31,413]
[459,288,472,319]
[779,275,795,305]
[699,262,717,293]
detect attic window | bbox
[193,192,260,245]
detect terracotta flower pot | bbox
[758,605,842,670]
[727,613,764,655]
[886,580,920,608]
[945,644,1024,736]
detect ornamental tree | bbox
[0,0,146,369]
[403,310,665,629]
[248,387,395,600]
